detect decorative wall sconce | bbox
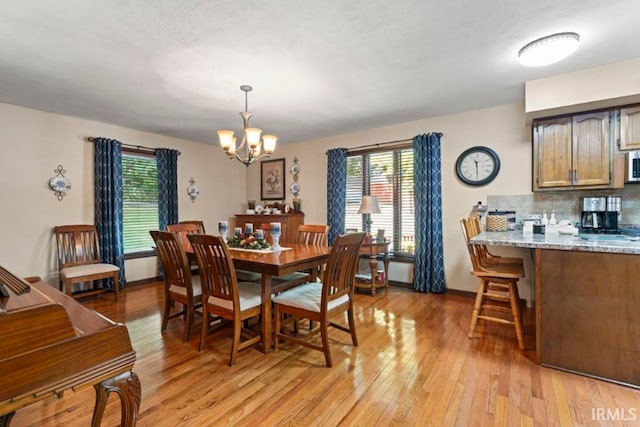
[49,164,71,201]
[187,177,199,202]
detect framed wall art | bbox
[260,158,286,200]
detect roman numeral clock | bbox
[455,146,501,186]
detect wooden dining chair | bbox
[460,218,526,350]
[150,230,202,342]
[187,234,262,366]
[271,224,330,291]
[166,223,202,253]
[295,224,329,245]
[53,224,120,301]
[273,232,365,367]
[179,220,206,234]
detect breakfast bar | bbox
[471,230,640,389]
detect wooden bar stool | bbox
[461,218,526,350]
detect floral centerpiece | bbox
[226,234,270,250]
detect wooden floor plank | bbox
[10,283,640,426]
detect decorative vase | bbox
[271,233,281,251]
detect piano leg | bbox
[0,412,15,427]
[92,370,141,427]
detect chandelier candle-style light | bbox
[218,85,277,166]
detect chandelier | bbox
[217,85,277,166]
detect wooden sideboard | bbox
[234,213,304,243]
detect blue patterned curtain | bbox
[326,148,348,245]
[157,149,179,230]
[413,133,445,293]
[95,137,126,289]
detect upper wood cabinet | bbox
[533,111,613,191]
[619,106,640,150]
[534,117,573,188]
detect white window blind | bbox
[122,153,159,254]
[345,147,415,254]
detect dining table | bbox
[186,242,332,353]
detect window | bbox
[122,152,159,255]
[346,146,414,255]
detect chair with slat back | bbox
[273,232,365,367]
[271,224,331,292]
[460,218,526,350]
[166,223,202,253]
[464,216,523,266]
[187,233,262,366]
[179,220,206,234]
[150,230,202,342]
[53,224,120,301]
[296,224,329,246]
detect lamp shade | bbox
[217,130,235,151]
[357,195,381,214]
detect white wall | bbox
[525,58,640,123]
[0,101,534,300]
[245,103,535,301]
[0,103,246,285]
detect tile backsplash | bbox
[487,185,640,227]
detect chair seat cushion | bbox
[61,263,119,280]
[236,270,262,282]
[169,275,202,298]
[272,282,349,313]
[207,281,262,311]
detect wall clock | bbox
[455,146,501,186]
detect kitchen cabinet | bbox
[618,106,640,150]
[234,213,304,243]
[533,111,615,191]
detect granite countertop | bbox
[471,231,640,255]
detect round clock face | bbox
[455,146,500,186]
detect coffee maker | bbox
[580,196,620,233]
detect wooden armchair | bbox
[150,230,202,342]
[53,224,120,301]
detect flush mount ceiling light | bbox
[217,85,277,166]
[518,32,580,67]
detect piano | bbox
[0,265,140,426]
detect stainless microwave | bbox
[625,151,640,183]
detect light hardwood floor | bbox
[13,283,640,426]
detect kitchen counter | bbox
[471,230,640,254]
[470,230,640,389]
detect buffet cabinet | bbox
[234,213,304,243]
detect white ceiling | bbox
[2,1,640,145]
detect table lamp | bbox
[357,195,381,234]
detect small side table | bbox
[355,240,390,295]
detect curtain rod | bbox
[86,137,181,155]
[350,137,413,151]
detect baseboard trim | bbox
[126,277,160,287]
